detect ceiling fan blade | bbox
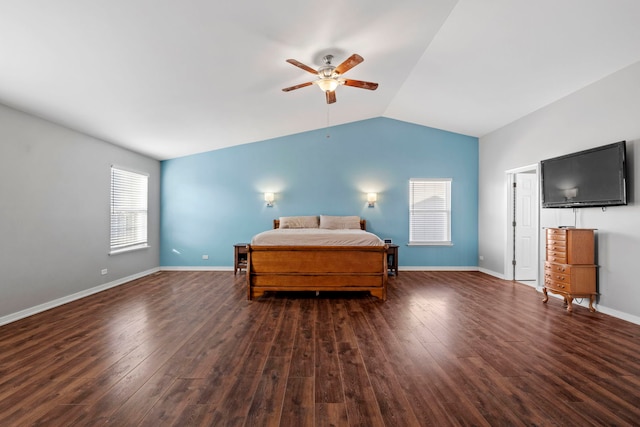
[334,54,364,75]
[342,79,379,90]
[282,81,314,92]
[326,90,336,104]
[286,59,318,75]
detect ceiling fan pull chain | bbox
[326,104,331,139]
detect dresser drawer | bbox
[544,277,571,293]
[546,252,568,263]
[546,228,567,241]
[545,262,595,295]
[545,262,571,274]
[544,262,573,293]
[546,270,571,284]
[546,240,567,251]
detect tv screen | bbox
[541,141,627,208]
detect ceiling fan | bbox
[282,53,378,104]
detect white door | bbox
[514,173,537,281]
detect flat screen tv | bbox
[541,141,627,208]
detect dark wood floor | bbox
[1,271,640,426]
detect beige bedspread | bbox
[250,228,384,246]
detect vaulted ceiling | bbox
[2,1,640,160]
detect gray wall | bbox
[0,103,160,322]
[479,61,640,321]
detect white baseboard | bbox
[400,266,479,272]
[6,267,637,328]
[596,305,640,326]
[423,267,640,326]
[535,288,640,326]
[0,268,159,327]
[478,267,506,279]
[161,266,479,272]
[160,266,233,271]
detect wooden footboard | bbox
[246,245,388,300]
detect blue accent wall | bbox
[160,117,478,267]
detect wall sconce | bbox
[264,192,275,207]
[367,192,377,208]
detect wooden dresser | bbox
[543,228,597,313]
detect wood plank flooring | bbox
[1,270,640,426]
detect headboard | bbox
[273,219,367,231]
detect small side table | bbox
[234,243,248,275]
[386,244,399,277]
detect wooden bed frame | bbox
[246,219,388,300]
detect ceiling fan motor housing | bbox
[319,55,337,78]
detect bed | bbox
[246,215,388,301]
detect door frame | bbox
[505,164,540,286]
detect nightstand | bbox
[386,244,399,277]
[234,243,248,275]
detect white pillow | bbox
[319,215,361,230]
[279,216,319,229]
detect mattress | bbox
[250,228,384,246]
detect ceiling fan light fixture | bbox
[316,78,340,92]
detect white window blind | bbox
[110,167,148,253]
[409,178,452,245]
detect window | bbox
[409,178,452,245]
[110,166,149,254]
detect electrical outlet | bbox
[479,255,484,261]
[101,269,108,275]
[202,255,209,260]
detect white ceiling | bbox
[2,0,640,160]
